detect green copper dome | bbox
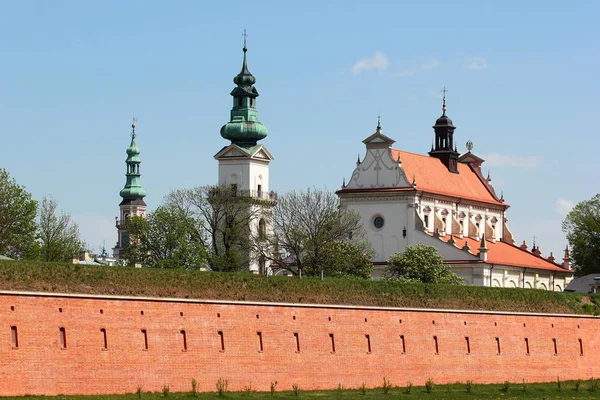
[220,46,269,148]
[120,126,146,201]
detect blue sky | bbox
[0,0,598,259]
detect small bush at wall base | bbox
[243,384,254,395]
[521,379,528,392]
[360,383,366,396]
[501,381,510,393]
[404,382,413,394]
[575,379,582,391]
[292,383,300,397]
[382,377,392,395]
[556,376,561,391]
[425,379,434,393]
[191,379,197,397]
[589,377,599,392]
[136,385,142,400]
[161,385,169,397]
[270,381,278,396]
[216,378,228,397]
[465,380,473,393]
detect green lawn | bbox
[0,260,599,315]
[3,381,600,400]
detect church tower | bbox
[214,33,275,274]
[428,89,460,173]
[113,119,147,261]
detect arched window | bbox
[258,219,266,239]
[238,97,243,107]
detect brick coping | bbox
[0,290,597,319]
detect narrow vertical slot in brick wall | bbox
[257,332,263,352]
[59,327,67,349]
[365,334,371,353]
[218,331,225,351]
[100,328,107,349]
[141,329,148,350]
[10,326,18,348]
[294,332,300,353]
[329,333,335,353]
[180,330,187,351]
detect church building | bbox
[337,94,573,290]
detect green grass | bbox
[3,380,600,399]
[0,260,599,315]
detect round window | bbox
[373,216,384,229]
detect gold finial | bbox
[466,139,473,152]
[441,87,448,115]
[377,115,381,128]
[131,115,138,138]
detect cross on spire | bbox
[242,29,248,50]
[441,87,448,115]
[131,115,138,138]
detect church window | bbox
[373,216,384,229]
[257,184,262,197]
[250,98,254,107]
[424,215,429,228]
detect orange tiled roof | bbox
[391,149,504,206]
[440,235,569,272]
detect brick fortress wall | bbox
[1,291,598,396]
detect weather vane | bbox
[131,115,139,138]
[377,115,381,128]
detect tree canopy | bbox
[303,240,373,279]
[0,168,38,259]
[385,244,462,285]
[38,196,84,262]
[122,205,207,269]
[562,193,600,276]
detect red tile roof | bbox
[390,149,505,206]
[440,235,569,272]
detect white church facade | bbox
[337,98,573,290]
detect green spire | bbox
[119,120,147,201]
[220,33,268,148]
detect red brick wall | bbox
[0,292,598,396]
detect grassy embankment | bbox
[0,260,598,314]
[3,380,600,399]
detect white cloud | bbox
[420,58,440,71]
[482,153,541,168]
[467,57,489,70]
[554,198,574,216]
[352,51,389,74]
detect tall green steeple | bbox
[119,120,147,205]
[220,32,268,148]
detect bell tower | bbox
[428,88,460,173]
[113,119,147,261]
[213,32,276,274]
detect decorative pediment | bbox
[344,147,412,190]
[458,152,485,164]
[250,147,274,161]
[214,144,274,162]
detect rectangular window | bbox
[465,336,471,354]
[257,184,262,197]
[365,334,371,353]
[100,328,107,349]
[218,331,225,351]
[181,330,187,351]
[579,338,583,356]
[496,337,501,354]
[424,215,429,227]
[329,333,336,353]
[10,326,18,348]
[257,331,263,352]
[525,338,530,355]
[553,338,557,355]
[141,329,148,350]
[400,335,406,354]
[294,332,300,353]
[59,327,67,349]
[433,336,439,354]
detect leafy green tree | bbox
[122,205,208,269]
[165,185,266,272]
[385,244,462,285]
[304,241,374,279]
[562,194,600,276]
[38,196,84,262]
[0,168,38,259]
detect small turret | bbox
[563,245,571,270]
[429,87,460,173]
[478,233,488,261]
[119,120,147,204]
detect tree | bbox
[0,168,38,259]
[164,185,264,272]
[385,244,462,285]
[303,241,374,279]
[38,196,84,262]
[121,206,208,269]
[254,188,367,276]
[562,194,600,276]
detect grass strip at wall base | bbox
[0,260,598,315]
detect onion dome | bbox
[120,121,146,201]
[220,42,269,148]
